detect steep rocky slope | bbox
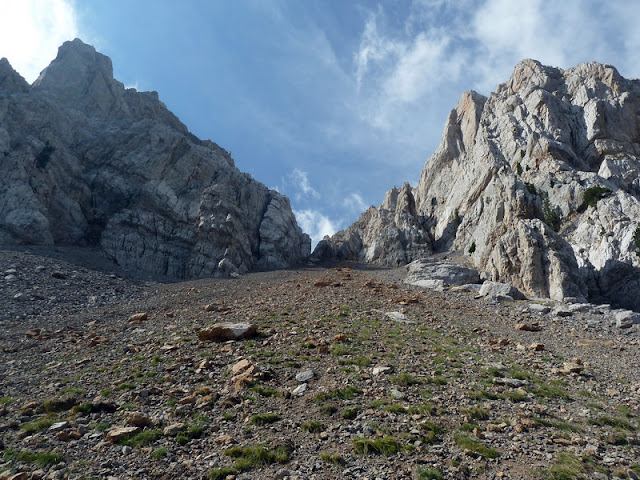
[1,250,639,479]
[0,39,310,278]
[314,60,640,310]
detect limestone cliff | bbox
[0,39,310,277]
[315,60,640,310]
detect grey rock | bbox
[479,281,526,300]
[405,259,480,289]
[390,388,406,400]
[0,39,309,279]
[295,369,315,382]
[292,383,307,396]
[528,304,551,314]
[314,59,640,310]
[615,310,640,328]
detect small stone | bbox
[372,366,393,375]
[51,271,66,279]
[48,421,70,432]
[125,412,151,427]
[529,304,551,314]
[390,388,405,400]
[552,308,573,317]
[163,423,185,436]
[296,369,315,382]
[515,323,542,332]
[122,445,133,455]
[105,426,139,442]
[127,312,148,323]
[615,310,639,328]
[528,343,545,351]
[292,383,308,396]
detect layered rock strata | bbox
[0,39,310,277]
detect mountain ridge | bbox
[313,59,640,310]
[0,39,310,278]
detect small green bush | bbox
[580,186,612,210]
[353,436,400,455]
[250,413,280,426]
[468,242,476,254]
[301,421,325,433]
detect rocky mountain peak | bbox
[314,59,640,311]
[0,57,29,93]
[0,40,310,278]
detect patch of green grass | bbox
[417,467,443,480]
[100,388,113,397]
[384,404,408,414]
[590,415,635,431]
[119,428,162,448]
[532,381,571,400]
[340,356,372,367]
[353,436,400,456]
[0,396,12,404]
[454,434,499,458]
[417,420,445,443]
[301,421,325,433]
[319,452,346,465]
[461,406,489,421]
[3,448,64,467]
[314,386,361,404]
[250,413,280,426]
[21,416,56,434]
[534,417,583,433]
[320,404,338,416]
[391,372,421,387]
[209,467,239,480]
[342,407,359,420]
[176,418,208,445]
[425,375,448,386]
[540,452,588,480]
[224,444,291,472]
[151,447,167,459]
[251,386,280,397]
[329,344,350,356]
[116,382,135,391]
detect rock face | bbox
[0,39,310,277]
[315,59,640,310]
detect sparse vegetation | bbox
[224,444,291,472]
[301,420,325,433]
[250,413,280,426]
[454,434,500,458]
[3,448,64,467]
[353,436,401,455]
[468,241,476,254]
[580,185,612,211]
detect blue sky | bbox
[3,0,640,246]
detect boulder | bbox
[405,260,480,289]
[479,281,526,300]
[198,323,257,342]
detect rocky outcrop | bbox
[315,59,640,310]
[0,39,310,277]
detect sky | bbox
[2,0,640,247]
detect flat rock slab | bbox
[479,281,526,300]
[198,323,257,341]
[405,260,480,289]
[105,426,140,442]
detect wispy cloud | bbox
[0,0,79,83]
[289,168,319,198]
[343,192,368,214]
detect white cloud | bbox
[294,209,339,248]
[0,0,79,83]
[287,168,319,201]
[343,192,368,213]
